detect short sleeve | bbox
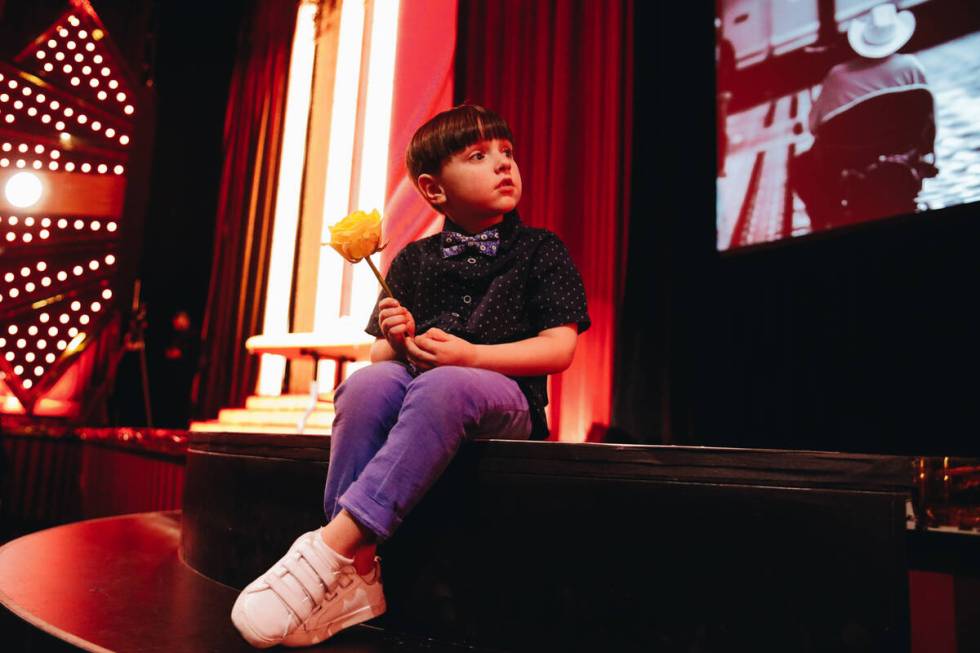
[907,54,928,84]
[365,246,416,338]
[526,234,590,334]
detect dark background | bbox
[3,1,980,456]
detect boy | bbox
[232,105,590,648]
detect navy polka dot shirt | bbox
[366,211,590,439]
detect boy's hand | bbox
[406,328,476,370]
[377,297,415,356]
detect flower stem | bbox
[364,256,395,298]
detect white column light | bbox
[313,0,401,383]
[312,0,366,385]
[256,0,319,396]
[350,0,400,323]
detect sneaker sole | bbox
[281,599,387,648]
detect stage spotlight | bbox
[4,172,43,208]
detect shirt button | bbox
[467,257,477,264]
[462,295,472,304]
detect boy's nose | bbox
[495,157,512,172]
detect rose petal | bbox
[328,209,383,262]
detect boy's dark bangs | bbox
[406,105,514,180]
[439,108,513,156]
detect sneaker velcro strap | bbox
[296,541,340,591]
[265,573,313,621]
[281,556,325,604]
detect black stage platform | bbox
[0,433,927,651]
[0,511,486,653]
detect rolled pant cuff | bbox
[337,489,402,541]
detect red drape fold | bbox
[456,0,633,441]
[381,0,457,274]
[193,0,298,419]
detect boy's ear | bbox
[417,174,446,207]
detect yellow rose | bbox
[325,209,395,298]
[328,209,383,263]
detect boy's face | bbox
[421,138,522,222]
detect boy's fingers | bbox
[378,311,398,326]
[379,315,405,333]
[378,298,400,310]
[380,310,411,330]
[378,307,406,322]
[425,327,450,340]
[406,338,433,369]
[414,337,443,356]
[406,338,437,365]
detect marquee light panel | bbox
[0,0,136,414]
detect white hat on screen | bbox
[848,4,916,59]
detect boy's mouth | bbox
[495,178,514,189]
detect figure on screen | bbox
[791,4,938,230]
[229,105,590,648]
[715,16,736,177]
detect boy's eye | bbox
[502,148,514,158]
[469,151,485,161]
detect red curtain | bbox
[456,0,633,441]
[381,0,457,274]
[193,0,298,419]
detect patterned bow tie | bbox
[441,227,500,258]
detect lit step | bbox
[245,394,334,411]
[188,421,331,436]
[215,408,335,429]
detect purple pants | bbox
[323,361,532,540]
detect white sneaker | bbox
[230,530,386,648]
